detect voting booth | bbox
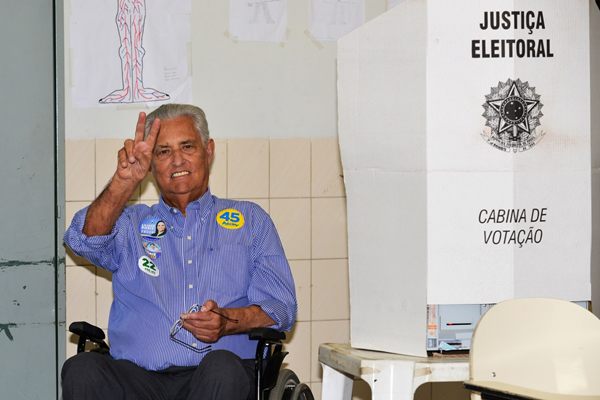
[338,0,598,356]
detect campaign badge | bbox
[216,209,245,230]
[142,240,162,260]
[139,216,168,238]
[138,256,159,277]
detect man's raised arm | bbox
[83,112,160,236]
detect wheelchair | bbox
[69,321,314,400]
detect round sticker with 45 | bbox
[216,208,245,230]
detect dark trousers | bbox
[61,350,256,400]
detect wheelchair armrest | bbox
[249,328,288,399]
[69,321,109,353]
[69,321,105,341]
[248,327,286,342]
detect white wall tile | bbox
[290,260,311,322]
[270,198,311,260]
[283,321,311,383]
[210,139,228,198]
[66,265,96,326]
[227,139,269,198]
[312,198,348,259]
[270,139,311,198]
[66,329,78,360]
[312,259,349,320]
[66,139,95,201]
[311,138,345,197]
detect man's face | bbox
[150,116,214,206]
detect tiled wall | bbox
[65,137,358,398]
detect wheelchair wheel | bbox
[268,369,299,400]
[290,383,314,400]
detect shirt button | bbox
[187,236,192,240]
[187,260,192,264]
[188,284,193,289]
[192,342,197,348]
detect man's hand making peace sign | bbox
[83,112,160,236]
[116,112,161,184]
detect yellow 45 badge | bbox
[216,208,245,230]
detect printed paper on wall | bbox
[70,0,192,108]
[229,0,288,42]
[309,0,365,41]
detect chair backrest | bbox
[468,298,600,398]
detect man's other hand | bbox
[180,300,227,343]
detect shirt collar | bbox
[158,188,215,223]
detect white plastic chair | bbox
[464,298,600,400]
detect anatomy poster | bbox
[229,0,287,42]
[309,0,364,41]
[70,0,192,108]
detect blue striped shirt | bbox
[64,189,297,371]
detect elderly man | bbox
[62,104,297,399]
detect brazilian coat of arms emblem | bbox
[482,79,544,152]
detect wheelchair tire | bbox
[268,369,299,400]
[290,383,314,400]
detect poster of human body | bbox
[70,0,191,108]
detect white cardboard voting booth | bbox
[338,0,598,356]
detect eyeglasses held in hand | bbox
[169,304,212,354]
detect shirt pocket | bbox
[202,244,251,297]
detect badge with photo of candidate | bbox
[142,240,162,260]
[139,215,168,238]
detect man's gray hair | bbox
[145,104,210,143]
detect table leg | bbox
[321,363,354,400]
[362,360,416,400]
